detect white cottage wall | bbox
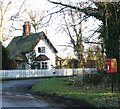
[25,53,31,69]
[34,39,56,69]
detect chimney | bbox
[23,21,31,36]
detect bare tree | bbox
[47,0,119,74]
[62,9,84,67]
[48,1,88,67]
[0,0,27,43]
[27,9,48,33]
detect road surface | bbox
[1,79,68,108]
[1,79,93,108]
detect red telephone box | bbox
[106,58,117,73]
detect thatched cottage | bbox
[7,21,58,70]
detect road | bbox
[1,79,68,108]
[1,79,93,108]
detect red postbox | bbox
[106,58,117,73]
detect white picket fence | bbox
[0,68,97,79]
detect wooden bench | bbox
[69,77,76,85]
[69,78,75,82]
[69,73,84,86]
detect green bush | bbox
[97,70,118,86]
[83,74,103,85]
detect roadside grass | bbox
[1,76,69,81]
[1,77,47,81]
[32,77,120,107]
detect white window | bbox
[42,62,48,69]
[38,47,45,53]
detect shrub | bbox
[97,70,118,86]
[55,65,62,69]
[68,59,79,68]
[83,73,103,85]
[4,59,17,69]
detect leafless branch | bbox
[57,44,73,48]
[11,25,22,31]
[49,7,67,15]
[83,25,102,42]
[48,0,81,11]
[17,0,26,14]
[3,1,12,15]
[84,41,102,44]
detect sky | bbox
[3,0,102,58]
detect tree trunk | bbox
[118,36,120,92]
[0,0,3,43]
[0,42,2,70]
[0,26,3,43]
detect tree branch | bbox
[11,25,22,31]
[47,0,102,21]
[3,1,12,15]
[57,44,73,48]
[83,25,102,42]
[48,0,81,11]
[62,10,75,46]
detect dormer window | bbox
[38,47,45,53]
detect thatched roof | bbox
[7,32,58,61]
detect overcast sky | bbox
[3,0,102,58]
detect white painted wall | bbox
[34,39,56,69]
[23,39,56,70]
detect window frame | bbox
[42,62,48,69]
[38,47,45,53]
[37,63,40,69]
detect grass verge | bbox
[32,77,120,107]
[1,76,70,81]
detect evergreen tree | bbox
[2,45,8,69]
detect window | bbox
[37,63,40,69]
[42,62,48,69]
[22,64,25,69]
[38,47,45,53]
